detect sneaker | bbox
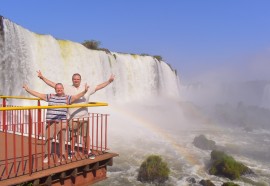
[88,153,95,160]
[68,151,75,160]
[58,155,66,162]
[43,156,48,163]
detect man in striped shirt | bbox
[37,71,115,159]
[23,83,89,163]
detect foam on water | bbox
[1,16,270,186]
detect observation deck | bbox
[0,96,118,186]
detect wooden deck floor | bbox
[0,131,118,185]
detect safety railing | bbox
[0,96,109,179]
[0,96,42,134]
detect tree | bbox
[153,55,163,61]
[82,40,101,50]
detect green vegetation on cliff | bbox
[153,55,163,61]
[137,155,170,184]
[82,40,110,53]
[82,40,101,50]
[209,150,252,180]
[222,182,240,186]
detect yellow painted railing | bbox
[0,95,40,100]
[0,95,108,110]
[0,102,108,111]
[0,95,110,178]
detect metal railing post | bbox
[13,111,17,174]
[28,110,33,175]
[3,98,8,175]
[37,100,41,138]
[105,114,107,151]
[4,120,8,176]
[101,114,103,152]
[0,99,109,176]
[21,110,25,172]
[96,114,99,152]
[3,98,6,131]
[92,113,94,151]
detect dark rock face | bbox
[193,135,216,150]
[0,15,4,63]
[186,177,196,183]
[0,15,4,40]
[199,179,216,186]
[0,15,3,32]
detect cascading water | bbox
[1,16,270,186]
[0,16,180,104]
[0,16,34,97]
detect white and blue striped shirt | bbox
[46,94,72,121]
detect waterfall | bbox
[262,84,270,109]
[0,16,180,104]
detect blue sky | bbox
[1,0,270,83]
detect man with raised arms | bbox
[23,83,89,163]
[37,70,115,159]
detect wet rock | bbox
[193,135,216,150]
[0,15,4,32]
[222,182,240,186]
[186,177,196,183]
[209,150,254,180]
[199,179,215,186]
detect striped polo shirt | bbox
[46,94,72,121]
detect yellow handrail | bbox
[0,95,40,100]
[0,102,108,111]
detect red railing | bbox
[0,96,109,179]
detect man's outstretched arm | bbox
[70,83,89,103]
[95,74,115,92]
[23,84,46,101]
[37,70,56,88]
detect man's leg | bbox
[84,120,95,159]
[68,120,77,158]
[44,124,49,156]
[58,121,66,156]
[44,122,54,163]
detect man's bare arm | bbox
[95,74,115,91]
[70,84,89,103]
[23,84,46,101]
[37,70,56,88]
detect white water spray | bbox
[0,17,180,105]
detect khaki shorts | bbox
[46,120,67,139]
[45,120,67,155]
[69,119,89,137]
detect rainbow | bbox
[110,104,219,177]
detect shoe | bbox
[88,153,95,160]
[68,151,75,160]
[43,156,48,163]
[58,155,66,162]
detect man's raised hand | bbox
[37,70,43,79]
